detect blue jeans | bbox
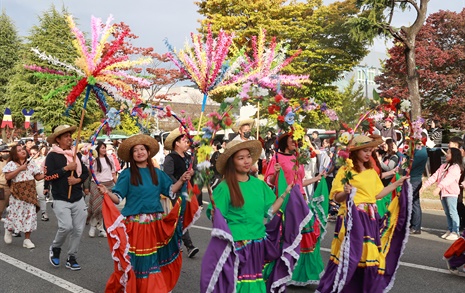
[441,196,460,233]
[410,180,422,231]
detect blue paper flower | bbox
[285,112,295,125]
[106,108,121,128]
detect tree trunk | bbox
[405,44,421,120]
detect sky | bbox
[1,0,464,54]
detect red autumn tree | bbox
[376,9,465,128]
[110,22,185,103]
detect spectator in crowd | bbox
[311,130,321,148]
[3,144,44,249]
[163,128,199,258]
[378,138,400,186]
[87,141,116,238]
[421,148,463,241]
[448,136,465,231]
[30,145,49,221]
[232,118,264,175]
[209,140,223,190]
[0,144,11,223]
[427,119,443,174]
[45,125,89,270]
[409,139,429,234]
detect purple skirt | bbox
[316,180,412,293]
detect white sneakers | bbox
[23,239,35,249]
[98,230,107,238]
[445,232,460,241]
[4,230,12,244]
[89,226,96,238]
[441,231,451,239]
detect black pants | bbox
[458,192,465,230]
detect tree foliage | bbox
[5,6,103,135]
[376,9,465,128]
[0,11,21,108]
[348,0,430,120]
[195,0,370,109]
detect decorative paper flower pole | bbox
[165,25,243,132]
[25,15,151,198]
[236,28,310,99]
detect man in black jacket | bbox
[163,128,199,258]
[45,125,89,271]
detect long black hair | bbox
[95,141,114,173]
[128,144,158,186]
[448,148,463,171]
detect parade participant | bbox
[317,135,409,293]
[163,127,199,258]
[264,133,325,286]
[0,144,11,224]
[30,145,49,221]
[45,125,89,270]
[97,134,193,292]
[421,148,463,241]
[202,139,307,292]
[3,144,44,249]
[87,141,116,238]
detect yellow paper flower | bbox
[292,124,305,141]
[197,145,213,163]
[346,158,354,170]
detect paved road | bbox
[0,200,464,293]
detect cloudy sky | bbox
[2,0,464,53]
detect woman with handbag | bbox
[3,144,44,249]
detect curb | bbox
[421,199,443,210]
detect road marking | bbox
[193,225,465,277]
[0,252,94,292]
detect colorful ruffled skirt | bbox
[201,184,311,293]
[316,180,411,293]
[444,230,465,271]
[103,191,200,293]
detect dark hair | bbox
[278,134,290,153]
[95,141,114,173]
[213,140,222,150]
[385,139,396,155]
[223,152,244,207]
[371,151,383,177]
[447,148,463,170]
[449,136,464,149]
[9,144,22,164]
[30,145,39,152]
[172,135,183,150]
[312,131,319,135]
[349,148,373,173]
[128,144,158,186]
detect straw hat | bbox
[46,125,77,144]
[349,134,383,151]
[117,134,159,162]
[216,140,262,175]
[164,128,184,151]
[231,118,255,133]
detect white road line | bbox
[193,225,465,277]
[0,252,94,293]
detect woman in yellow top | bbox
[316,135,409,293]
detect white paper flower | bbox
[400,99,411,112]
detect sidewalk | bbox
[421,199,443,210]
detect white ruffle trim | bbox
[183,204,202,234]
[205,227,237,293]
[270,203,313,292]
[332,187,356,293]
[383,180,413,293]
[287,269,325,286]
[107,213,131,293]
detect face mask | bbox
[243,132,251,139]
[107,150,113,155]
[1,154,9,160]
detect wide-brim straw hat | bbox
[349,134,383,151]
[231,118,255,133]
[46,125,77,144]
[216,140,262,175]
[117,134,159,162]
[164,128,184,151]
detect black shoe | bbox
[65,255,81,271]
[49,246,61,267]
[410,229,421,234]
[187,246,199,258]
[12,232,21,237]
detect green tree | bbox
[195,0,370,105]
[5,6,103,136]
[0,11,22,141]
[333,78,369,128]
[347,0,429,120]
